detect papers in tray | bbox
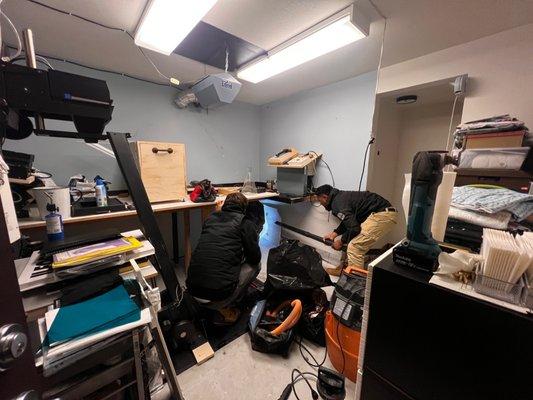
[18,230,154,292]
[52,236,142,268]
[37,308,151,368]
[38,284,151,370]
[45,285,140,347]
[481,229,533,286]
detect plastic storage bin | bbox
[473,273,526,305]
[459,147,529,170]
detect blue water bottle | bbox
[45,203,64,241]
[95,177,108,207]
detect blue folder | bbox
[46,284,140,346]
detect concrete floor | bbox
[154,335,356,400]
[155,243,356,400]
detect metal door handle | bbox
[152,147,173,154]
[0,324,28,371]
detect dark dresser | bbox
[359,254,533,400]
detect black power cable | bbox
[358,137,375,191]
[291,369,318,400]
[298,336,327,368]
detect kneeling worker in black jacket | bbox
[315,184,397,274]
[186,192,261,303]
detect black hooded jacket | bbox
[326,189,391,243]
[186,202,261,298]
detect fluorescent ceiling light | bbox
[135,0,219,55]
[238,8,368,84]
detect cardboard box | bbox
[465,130,525,149]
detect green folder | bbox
[46,284,140,346]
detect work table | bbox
[17,191,279,230]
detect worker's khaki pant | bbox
[346,211,398,268]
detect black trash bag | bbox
[248,298,296,356]
[252,327,295,356]
[267,239,332,291]
[297,288,329,347]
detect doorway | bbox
[367,78,465,244]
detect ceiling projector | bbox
[174,73,242,109]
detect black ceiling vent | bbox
[174,21,267,72]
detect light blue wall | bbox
[259,71,378,261]
[4,61,262,189]
[259,70,377,190]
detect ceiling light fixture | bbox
[237,5,369,83]
[135,0,219,55]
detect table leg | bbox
[171,212,179,263]
[183,210,191,271]
[132,329,145,400]
[201,204,216,222]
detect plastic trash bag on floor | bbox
[267,239,332,291]
[297,288,329,347]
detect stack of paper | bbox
[480,229,533,288]
[40,284,150,375]
[19,230,155,292]
[52,236,142,269]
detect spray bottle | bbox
[45,203,64,241]
[94,176,108,207]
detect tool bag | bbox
[248,295,302,356]
[190,179,217,202]
[267,239,332,291]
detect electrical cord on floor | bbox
[279,371,318,400]
[292,369,319,400]
[298,336,327,368]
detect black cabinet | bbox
[360,257,533,400]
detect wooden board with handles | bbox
[130,140,187,203]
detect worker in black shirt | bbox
[315,184,397,274]
[186,192,261,303]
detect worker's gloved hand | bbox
[324,231,338,242]
[331,240,343,251]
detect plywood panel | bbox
[131,141,187,203]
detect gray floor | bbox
[156,244,356,399]
[154,334,356,400]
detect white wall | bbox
[366,99,401,202]
[259,70,377,189]
[387,101,463,242]
[259,71,378,262]
[378,23,533,128]
[4,61,262,189]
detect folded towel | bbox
[448,206,511,229]
[452,186,533,221]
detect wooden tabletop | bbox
[17,192,279,230]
